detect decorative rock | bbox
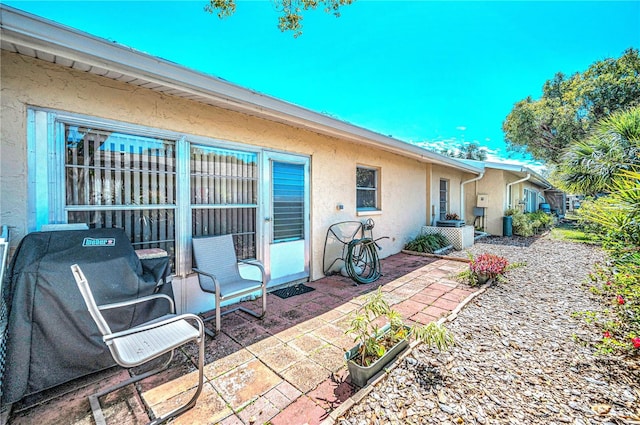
[439,403,456,414]
[340,235,639,424]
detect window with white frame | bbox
[439,179,449,220]
[28,108,260,273]
[356,166,380,211]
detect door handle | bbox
[264,217,272,222]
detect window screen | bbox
[64,125,176,257]
[190,145,258,259]
[272,161,305,243]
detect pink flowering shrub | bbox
[469,254,510,279]
[457,253,522,286]
[581,261,639,356]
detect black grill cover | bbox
[1,228,172,405]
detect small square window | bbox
[356,166,379,211]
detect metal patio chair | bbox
[192,234,267,336]
[70,264,205,425]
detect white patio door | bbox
[262,152,310,287]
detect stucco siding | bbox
[467,169,507,235]
[1,51,430,280]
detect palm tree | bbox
[556,107,640,195]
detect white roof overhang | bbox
[0,5,482,175]
[484,161,552,189]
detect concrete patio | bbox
[7,252,474,425]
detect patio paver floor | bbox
[7,253,473,425]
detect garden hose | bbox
[345,237,382,284]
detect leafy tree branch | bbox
[503,48,640,164]
[205,0,355,37]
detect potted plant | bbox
[344,287,453,387]
[457,253,522,285]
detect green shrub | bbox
[511,210,534,236]
[529,210,553,228]
[576,170,640,356]
[404,233,450,253]
[505,208,553,236]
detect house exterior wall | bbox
[0,51,436,283]
[464,169,507,235]
[509,178,544,211]
[463,168,550,236]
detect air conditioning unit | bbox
[436,220,465,228]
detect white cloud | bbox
[485,153,548,174]
[410,139,549,175]
[412,138,458,153]
[456,126,467,131]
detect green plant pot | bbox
[344,324,409,387]
[476,273,490,285]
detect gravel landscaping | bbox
[339,234,640,424]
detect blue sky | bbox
[6,1,640,169]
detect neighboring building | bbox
[0,6,483,313]
[461,161,553,236]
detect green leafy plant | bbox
[512,211,534,236]
[505,208,554,236]
[404,233,450,253]
[529,210,553,229]
[345,287,453,367]
[575,169,640,355]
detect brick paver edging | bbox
[321,278,494,425]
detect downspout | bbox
[460,172,484,221]
[505,173,531,210]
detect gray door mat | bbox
[271,284,315,299]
